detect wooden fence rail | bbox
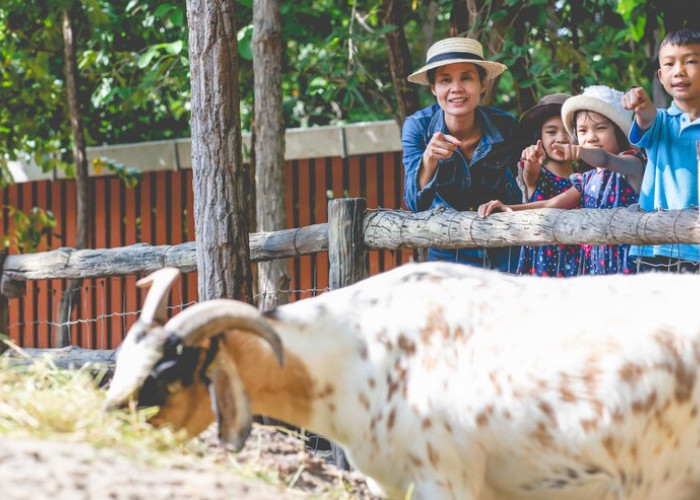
[4,204,697,294]
[363,206,700,249]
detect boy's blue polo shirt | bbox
[629,102,700,262]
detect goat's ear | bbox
[207,349,253,451]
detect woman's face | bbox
[540,116,571,162]
[574,111,620,154]
[430,62,485,119]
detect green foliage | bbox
[1,205,57,254]
[91,157,141,188]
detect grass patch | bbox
[0,345,369,499]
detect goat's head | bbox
[104,268,284,450]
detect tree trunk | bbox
[252,0,290,311]
[187,0,252,302]
[58,7,91,347]
[382,0,421,126]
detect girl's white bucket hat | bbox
[561,85,633,136]
[407,37,507,85]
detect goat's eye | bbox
[166,382,182,394]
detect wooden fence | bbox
[1,151,413,350]
[2,130,699,351]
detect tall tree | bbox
[187,0,252,302]
[57,6,91,347]
[382,0,421,125]
[252,0,289,311]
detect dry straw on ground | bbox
[0,345,377,499]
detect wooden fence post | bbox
[326,197,368,471]
[328,197,369,290]
[0,249,8,354]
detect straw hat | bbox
[519,93,571,127]
[561,85,633,136]
[407,37,507,85]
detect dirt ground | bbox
[0,425,379,500]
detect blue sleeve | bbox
[629,109,663,148]
[402,115,437,212]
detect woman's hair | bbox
[571,110,632,151]
[427,64,487,85]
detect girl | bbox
[478,85,645,275]
[514,93,582,277]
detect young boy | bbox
[622,28,700,273]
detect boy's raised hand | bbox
[622,86,656,129]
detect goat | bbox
[105,262,700,500]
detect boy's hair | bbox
[571,110,633,152]
[660,28,700,50]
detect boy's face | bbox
[657,43,700,105]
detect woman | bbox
[402,36,522,271]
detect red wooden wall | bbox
[2,152,413,349]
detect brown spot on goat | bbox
[359,341,368,360]
[398,334,416,356]
[422,418,432,430]
[654,329,697,404]
[603,436,619,459]
[539,401,557,425]
[580,419,598,432]
[408,454,423,467]
[358,393,370,411]
[619,362,645,386]
[532,421,553,448]
[632,391,657,414]
[387,408,396,430]
[420,306,450,343]
[426,443,440,467]
[316,383,335,399]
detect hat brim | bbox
[519,103,564,128]
[561,95,631,137]
[407,58,507,85]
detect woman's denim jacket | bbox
[402,103,521,269]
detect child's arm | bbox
[477,188,581,217]
[622,87,657,130]
[554,145,644,193]
[519,140,546,199]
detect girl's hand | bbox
[477,200,512,218]
[551,144,580,161]
[520,140,546,171]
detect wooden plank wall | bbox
[2,152,412,349]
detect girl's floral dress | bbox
[517,165,581,277]
[571,150,643,275]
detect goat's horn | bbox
[103,268,181,410]
[137,267,181,325]
[163,299,284,366]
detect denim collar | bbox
[427,106,505,164]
